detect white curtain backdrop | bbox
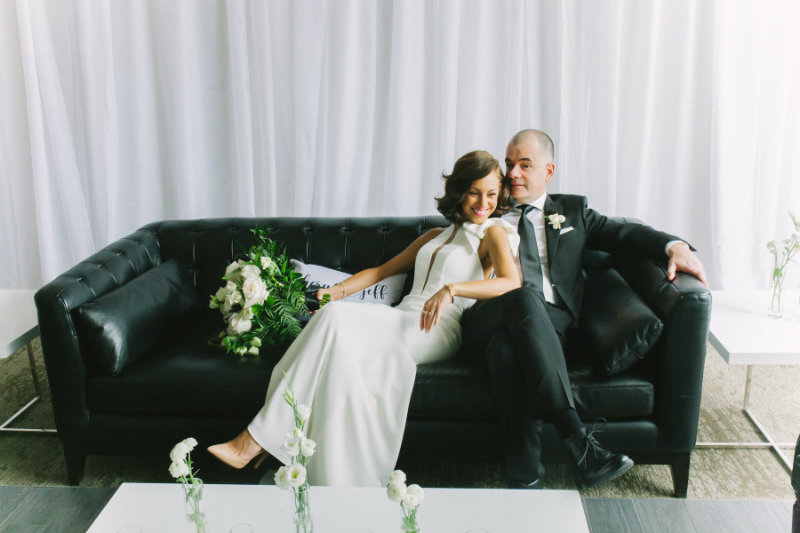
[1,0,798,290]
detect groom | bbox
[461,129,707,489]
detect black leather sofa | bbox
[34,217,711,496]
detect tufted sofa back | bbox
[147,217,450,301]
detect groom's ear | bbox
[545,162,555,181]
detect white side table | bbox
[697,290,799,471]
[0,289,56,433]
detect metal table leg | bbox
[0,342,56,434]
[695,365,793,472]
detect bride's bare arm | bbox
[316,228,445,302]
[420,224,520,331]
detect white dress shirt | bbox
[502,193,557,304]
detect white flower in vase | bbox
[300,438,317,458]
[387,480,407,503]
[281,434,301,457]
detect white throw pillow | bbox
[291,259,407,305]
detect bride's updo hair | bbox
[436,150,511,223]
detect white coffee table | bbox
[88,483,590,532]
[0,289,55,433]
[697,290,800,470]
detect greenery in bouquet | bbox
[209,226,309,356]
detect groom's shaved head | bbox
[509,129,554,163]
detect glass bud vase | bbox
[768,274,784,318]
[293,483,314,533]
[183,479,208,533]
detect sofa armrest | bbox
[34,228,161,460]
[614,256,712,451]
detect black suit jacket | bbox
[534,194,684,321]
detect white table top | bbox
[0,290,39,359]
[88,483,590,533]
[709,290,800,365]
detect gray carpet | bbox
[1,339,797,499]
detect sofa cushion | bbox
[291,259,407,305]
[77,259,199,376]
[578,268,664,376]
[86,315,277,417]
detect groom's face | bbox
[505,140,554,204]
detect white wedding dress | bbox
[247,219,519,486]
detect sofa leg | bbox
[64,448,86,486]
[671,452,690,498]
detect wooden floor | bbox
[0,485,794,532]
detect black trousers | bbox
[461,286,575,481]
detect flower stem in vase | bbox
[183,479,208,533]
[401,507,420,533]
[768,273,784,318]
[293,482,313,533]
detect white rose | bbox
[274,465,290,490]
[223,290,243,314]
[386,480,407,502]
[248,346,260,355]
[250,337,262,347]
[182,437,198,451]
[169,460,190,479]
[402,493,420,510]
[281,434,300,457]
[260,256,274,270]
[406,484,424,504]
[388,470,406,485]
[242,276,269,307]
[300,437,316,458]
[286,463,307,488]
[240,264,262,279]
[169,442,189,463]
[225,281,238,293]
[228,308,254,334]
[297,404,311,423]
[215,287,228,300]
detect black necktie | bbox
[517,205,544,293]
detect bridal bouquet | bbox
[766,210,800,316]
[169,437,207,533]
[386,470,424,533]
[274,378,317,532]
[209,226,308,356]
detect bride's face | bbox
[460,171,501,224]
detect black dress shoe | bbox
[506,477,544,490]
[563,427,634,490]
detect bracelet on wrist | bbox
[445,284,456,302]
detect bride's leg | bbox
[207,429,269,469]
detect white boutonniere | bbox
[547,213,566,230]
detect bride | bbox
[208,150,522,486]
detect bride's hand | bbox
[420,287,454,333]
[316,284,346,303]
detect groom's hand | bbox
[666,242,708,287]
